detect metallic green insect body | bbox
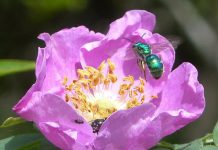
[132,42,164,79]
[133,42,151,57]
[145,54,163,79]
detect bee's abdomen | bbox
[145,54,163,79]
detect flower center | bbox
[62,59,150,122]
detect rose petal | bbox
[38,26,104,91]
[93,63,204,150]
[80,10,156,78]
[156,62,205,114]
[15,26,104,113]
[13,49,46,114]
[37,122,77,150]
[93,103,156,150]
[107,10,156,40]
[144,62,205,149]
[17,93,94,149]
[81,32,175,95]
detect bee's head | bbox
[132,42,151,56]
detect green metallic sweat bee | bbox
[105,35,179,80]
[132,42,163,79]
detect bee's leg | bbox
[137,59,147,80]
[137,59,143,70]
[141,61,147,81]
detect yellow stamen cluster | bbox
[121,77,146,109]
[62,60,150,122]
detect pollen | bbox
[62,60,153,122]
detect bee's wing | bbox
[150,38,182,52]
[166,36,182,49]
[150,42,171,52]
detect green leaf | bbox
[174,143,190,150]
[202,134,214,145]
[18,140,41,150]
[0,117,26,128]
[0,121,37,139]
[0,134,41,150]
[151,141,174,150]
[202,146,218,150]
[17,140,41,150]
[0,117,37,139]
[213,122,218,146]
[0,134,58,150]
[0,59,35,77]
[174,139,203,150]
[0,119,58,149]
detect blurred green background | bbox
[0,0,218,146]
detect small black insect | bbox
[74,119,84,124]
[91,119,105,133]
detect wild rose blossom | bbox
[13,10,205,150]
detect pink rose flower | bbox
[13,10,205,150]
